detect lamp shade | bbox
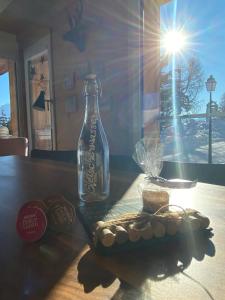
[205,75,217,92]
[33,90,46,111]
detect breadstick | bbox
[95,221,105,231]
[166,220,179,236]
[179,216,201,233]
[127,223,141,242]
[152,221,166,238]
[140,222,153,240]
[114,225,129,244]
[99,228,115,247]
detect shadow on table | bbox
[77,232,215,298]
[9,221,87,300]
[76,172,142,241]
[77,250,116,293]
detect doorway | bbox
[24,36,55,151]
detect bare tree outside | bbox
[219,93,225,112]
[160,57,207,162]
[160,57,204,122]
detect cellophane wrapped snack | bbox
[133,137,163,179]
[133,138,170,213]
[133,138,197,213]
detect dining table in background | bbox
[0,155,224,300]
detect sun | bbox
[161,30,187,54]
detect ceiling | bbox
[0,0,13,13]
[0,0,70,34]
[0,0,172,35]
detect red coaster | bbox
[19,200,48,212]
[16,206,47,242]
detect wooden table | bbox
[0,156,224,300]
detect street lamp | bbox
[205,75,217,164]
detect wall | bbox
[0,30,17,59]
[8,59,18,136]
[52,0,138,155]
[143,0,161,138]
[17,0,162,155]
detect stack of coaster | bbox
[16,194,76,242]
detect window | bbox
[0,59,18,136]
[0,72,10,129]
[160,0,225,164]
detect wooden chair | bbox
[0,137,28,156]
[160,161,225,186]
[31,149,77,164]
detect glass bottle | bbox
[77,74,110,202]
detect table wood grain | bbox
[0,156,224,300]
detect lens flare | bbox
[162,30,187,54]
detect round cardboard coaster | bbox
[19,200,48,212]
[43,194,76,232]
[16,206,47,242]
[44,194,66,209]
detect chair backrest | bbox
[0,137,28,156]
[160,161,225,186]
[31,149,77,164]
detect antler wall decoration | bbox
[63,0,87,52]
